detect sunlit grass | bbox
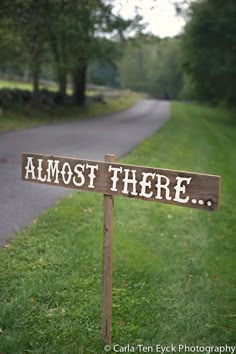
[0,79,33,90]
[0,81,142,132]
[0,79,58,91]
[0,102,235,353]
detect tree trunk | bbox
[49,31,67,103]
[23,68,30,82]
[57,33,67,102]
[58,70,67,100]
[31,0,41,104]
[72,62,87,106]
[32,60,40,101]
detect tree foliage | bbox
[182,0,236,107]
[0,0,139,106]
[87,60,120,87]
[118,34,183,99]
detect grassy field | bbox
[0,79,59,92]
[0,80,33,90]
[0,80,142,132]
[0,102,235,353]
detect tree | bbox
[42,0,137,105]
[153,38,183,99]
[87,38,122,88]
[0,0,47,103]
[31,0,45,102]
[68,0,134,106]
[44,0,72,101]
[88,60,119,87]
[118,34,183,99]
[0,0,142,106]
[0,2,29,76]
[182,0,236,107]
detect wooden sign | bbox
[22,152,221,346]
[22,153,220,211]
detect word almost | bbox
[22,153,220,211]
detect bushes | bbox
[0,88,69,106]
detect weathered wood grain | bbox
[102,154,115,345]
[22,153,221,211]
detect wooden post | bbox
[102,154,115,345]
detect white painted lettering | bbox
[174,176,192,203]
[122,169,138,196]
[73,164,85,187]
[108,165,122,192]
[155,174,172,200]
[46,160,60,183]
[139,172,155,198]
[61,162,73,185]
[37,159,46,182]
[25,157,36,180]
[86,163,98,188]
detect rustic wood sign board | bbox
[22,152,221,345]
[22,153,220,211]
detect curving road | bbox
[0,99,170,246]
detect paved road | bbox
[0,99,170,246]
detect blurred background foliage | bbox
[0,0,235,108]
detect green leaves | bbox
[0,0,142,105]
[182,0,236,107]
[118,35,183,99]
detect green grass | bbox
[0,79,33,90]
[0,102,235,353]
[0,92,142,133]
[0,79,58,91]
[0,80,142,132]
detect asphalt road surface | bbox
[0,99,170,246]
